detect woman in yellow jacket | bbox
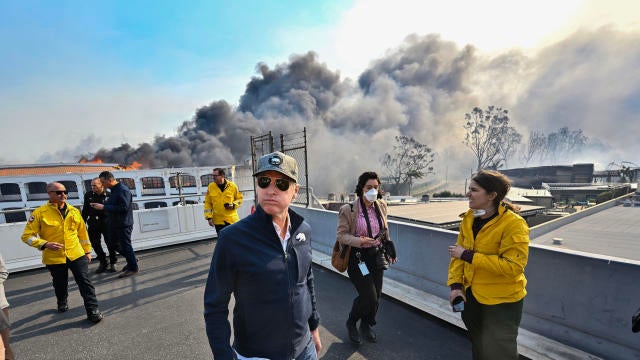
[447,170,529,360]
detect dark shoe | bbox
[121,264,129,272]
[360,322,377,343]
[87,309,103,323]
[107,263,117,273]
[346,318,362,345]
[57,302,68,313]
[118,269,139,278]
[95,262,108,274]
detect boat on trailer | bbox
[0,163,255,271]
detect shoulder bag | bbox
[331,240,350,273]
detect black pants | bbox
[88,220,118,264]
[111,225,138,271]
[346,248,384,326]
[214,222,231,235]
[462,287,524,360]
[46,256,99,314]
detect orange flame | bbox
[115,161,143,171]
[79,157,103,164]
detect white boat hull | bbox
[1,202,252,272]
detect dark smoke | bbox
[83,52,347,169]
[77,29,640,195]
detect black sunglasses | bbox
[257,176,291,191]
[49,190,68,195]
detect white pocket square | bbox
[296,233,306,242]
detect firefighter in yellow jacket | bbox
[21,182,103,323]
[204,168,243,234]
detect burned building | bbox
[500,163,594,188]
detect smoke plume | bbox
[78,28,640,196]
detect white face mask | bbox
[472,209,486,217]
[364,188,378,202]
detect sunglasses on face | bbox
[257,176,291,191]
[49,190,68,195]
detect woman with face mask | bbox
[447,170,530,360]
[336,171,397,345]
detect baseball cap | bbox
[253,151,298,183]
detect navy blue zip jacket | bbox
[204,205,320,360]
[102,182,133,227]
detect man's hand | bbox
[90,203,104,210]
[207,219,215,227]
[85,253,92,261]
[311,328,322,355]
[45,242,64,250]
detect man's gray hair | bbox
[46,182,63,191]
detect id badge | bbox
[358,261,370,276]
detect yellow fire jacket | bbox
[21,202,91,265]
[447,204,529,305]
[204,180,243,225]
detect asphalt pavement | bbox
[5,239,472,359]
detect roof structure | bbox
[387,200,544,229]
[0,163,125,177]
[532,203,640,261]
[510,186,552,198]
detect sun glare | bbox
[326,0,640,79]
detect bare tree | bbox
[498,127,522,168]
[546,127,588,163]
[381,136,436,195]
[520,130,547,165]
[463,106,520,171]
[608,161,639,183]
[619,165,636,183]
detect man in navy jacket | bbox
[92,171,139,278]
[204,152,322,360]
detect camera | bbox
[375,229,396,261]
[224,203,234,210]
[374,232,389,270]
[452,296,465,312]
[375,247,389,270]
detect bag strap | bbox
[340,243,349,258]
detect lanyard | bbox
[359,197,383,238]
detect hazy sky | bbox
[1,0,638,173]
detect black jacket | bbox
[81,190,108,224]
[204,205,320,360]
[102,182,133,227]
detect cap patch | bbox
[269,155,282,166]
